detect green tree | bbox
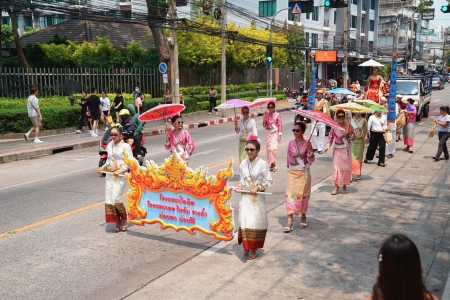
[22,26,39,37]
[286,22,306,69]
[40,43,74,68]
[1,24,14,48]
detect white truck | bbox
[395,73,433,121]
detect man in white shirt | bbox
[24,85,43,143]
[365,111,388,167]
[380,96,398,158]
[311,89,330,154]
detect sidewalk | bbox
[121,116,450,300]
[0,100,296,164]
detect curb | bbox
[0,106,295,163]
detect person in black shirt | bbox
[87,87,102,137]
[114,89,124,123]
[74,91,92,134]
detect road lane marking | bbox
[0,201,104,239]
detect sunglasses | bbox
[337,116,345,119]
[111,133,120,137]
[242,111,249,115]
[245,148,256,152]
[292,129,302,133]
[268,106,275,109]
[174,121,184,124]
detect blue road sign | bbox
[158,62,167,73]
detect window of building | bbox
[312,7,319,21]
[44,15,65,27]
[369,20,374,31]
[311,33,318,48]
[369,41,373,52]
[305,32,310,47]
[370,0,376,10]
[352,0,358,4]
[259,1,276,17]
[334,11,336,24]
[23,16,33,28]
[2,17,11,26]
[351,15,357,28]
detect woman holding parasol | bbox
[235,106,258,162]
[262,101,282,171]
[164,115,195,163]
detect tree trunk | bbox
[7,10,30,69]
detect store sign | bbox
[420,29,435,35]
[421,9,435,20]
[125,152,235,241]
[314,50,337,62]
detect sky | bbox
[430,0,450,29]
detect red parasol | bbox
[249,97,277,112]
[292,109,344,140]
[139,104,185,122]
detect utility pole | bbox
[169,0,180,104]
[220,0,227,117]
[270,8,290,97]
[409,10,416,75]
[343,6,348,89]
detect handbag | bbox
[106,115,113,124]
[396,111,406,127]
[239,129,249,142]
[428,122,437,138]
[383,130,393,144]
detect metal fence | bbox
[0,68,164,98]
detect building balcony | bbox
[324,19,329,27]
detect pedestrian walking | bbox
[351,112,368,180]
[100,91,111,129]
[74,91,92,134]
[164,115,195,163]
[395,94,407,141]
[164,89,173,104]
[113,90,124,123]
[432,106,450,161]
[380,96,398,158]
[86,87,102,137]
[262,101,282,171]
[134,92,143,115]
[208,85,218,115]
[234,136,272,260]
[283,122,315,232]
[298,80,305,94]
[311,89,330,154]
[325,109,355,195]
[402,98,417,153]
[366,234,438,300]
[24,85,43,143]
[234,106,258,162]
[97,125,133,233]
[364,111,388,167]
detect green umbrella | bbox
[353,99,388,113]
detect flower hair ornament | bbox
[378,254,383,262]
[247,134,258,142]
[110,122,123,131]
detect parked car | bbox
[432,76,445,90]
[443,74,450,83]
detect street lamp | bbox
[269,8,290,97]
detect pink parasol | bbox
[249,97,277,113]
[292,109,344,140]
[139,104,185,127]
[215,99,251,117]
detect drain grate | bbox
[52,146,74,154]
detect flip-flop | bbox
[248,253,257,260]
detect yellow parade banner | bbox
[124,152,235,241]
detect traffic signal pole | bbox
[169,0,180,104]
[221,0,227,117]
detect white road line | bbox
[435,99,441,102]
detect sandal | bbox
[248,250,257,260]
[300,215,307,228]
[283,217,294,233]
[331,188,339,195]
[244,250,250,256]
[114,226,120,233]
[342,186,347,194]
[409,149,414,153]
[121,225,128,232]
[356,175,361,181]
[363,159,368,164]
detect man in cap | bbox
[312,89,330,154]
[355,90,364,100]
[395,94,407,141]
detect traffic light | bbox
[266,44,273,63]
[324,0,348,8]
[441,6,450,13]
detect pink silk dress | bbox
[263,112,282,166]
[328,124,355,186]
[164,129,195,161]
[285,140,315,215]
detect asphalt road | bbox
[0,87,449,300]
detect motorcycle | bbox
[294,100,311,124]
[283,87,299,100]
[99,128,147,176]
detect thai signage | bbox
[124,152,235,241]
[421,9,435,20]
[314,50,337,62]
[420,29,435,35]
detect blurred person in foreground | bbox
[365,234,438,300]
[234,136,272,260]
[283,122,315,232]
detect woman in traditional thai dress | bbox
[351,113,368,181]
[165,115,195,162]
[262,101,282,172]
[97,125,133,233]
[364,67,384,103]
[403,98,417,153]
[234,106,258,162]
[235,136,272,260]
[283,122,315,232]
[325,109,355,195]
